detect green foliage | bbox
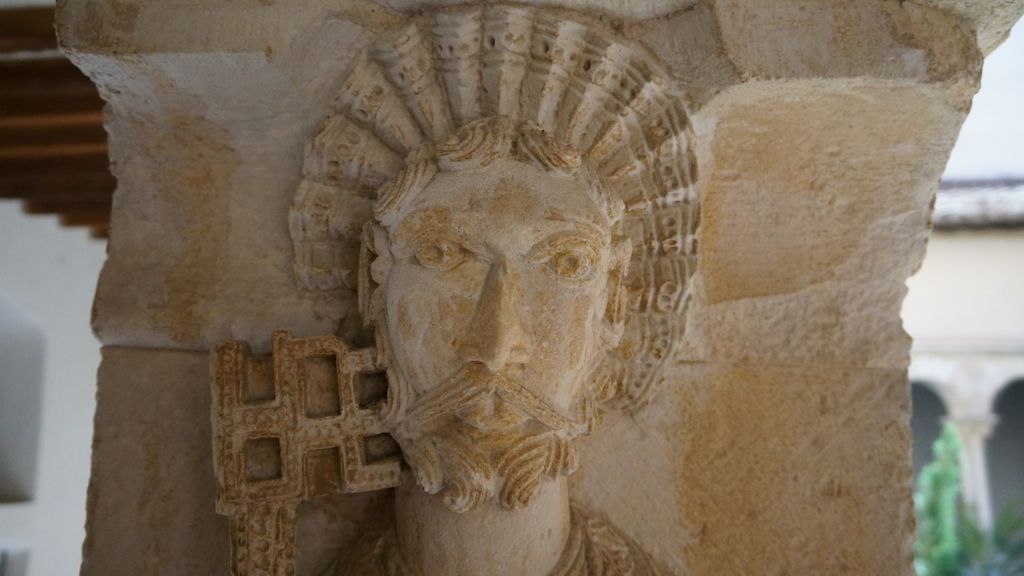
[914,423,1024,576]
[916,424,964,576]
[960,502,1024,576]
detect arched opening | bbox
[988,379,1024,515]
[912,381,948,481]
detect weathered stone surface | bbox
[81,347,391,576]
[687,82,966,368]
[82,347,229,576]
[58,1,1022,574]
[923,0,1024,54]
[575,364,913,575]
[714,0,981,84]
[82,47,370,350]
[674,365,913,576]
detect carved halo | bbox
[289,4,699,411]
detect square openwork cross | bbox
[212,331,401,576]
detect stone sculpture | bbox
[212,5,699,575]
[61,0,1014,572]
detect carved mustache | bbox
[396,362,585,440]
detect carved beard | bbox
[388,362,583,513]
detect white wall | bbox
[0,294,45,502]
[0,202,106,576]
[903,232,1024,349]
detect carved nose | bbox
[457,259,530,371]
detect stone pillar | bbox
[948,416,998,530]
[911,351,1023,531]
[57,1,1024,575]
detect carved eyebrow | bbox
[393,213,492,261]
[393,209,455,242]
[541,212,609,245]
[389,214,454,258]
[527,231,603,263]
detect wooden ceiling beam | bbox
[0,151,110,178]
[0,111,103,130]
[0,122,106,148]
[89,223,110,239]
[24,198,112,216]
[0,58,90,83]
[59,210,111,228]
[0,187,113,203]
[0,142,107,160]
[0,58,102,117]
[1,6,114,238]
[0,91,105,118]
[0,170,115,197]
[0,7,58,54]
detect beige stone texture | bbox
[689,82,966,369]
[83,347,390,576]
[713,0,980,83]
[575,364,913,575]
[923,0,1024,54]
[82,347,229,575]
[57,0,1023,574]
[60,5,378,351]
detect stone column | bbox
[948,416,998,530]
[58,1,1024,575]
[913,351,1021,531]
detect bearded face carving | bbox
[285,0,699,518]
[360,119,631,511]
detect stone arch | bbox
[911,380,949,481]
[988,378,1024,516]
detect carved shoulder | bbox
[552,505,667,576]
[330,523,410,576]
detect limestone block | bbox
[83,346,389,575]
[576,364,914,575]
[677,365,913,576]
[686,82,967,368]
[623,4,741,108]
[714,0,981,85]
[59,5,378,351]
[82,347,229,575]
[922,0,1024,54]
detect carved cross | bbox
[212,331,401,576]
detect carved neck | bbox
[394,478,570,576]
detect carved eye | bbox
[414,239,468,272]
[535,236,600,283]
[549,249,594,281]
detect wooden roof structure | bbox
[1,6,112,239]
[935,178,1024,230]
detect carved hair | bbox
[373,116,622,229]
[292,4,700,412]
